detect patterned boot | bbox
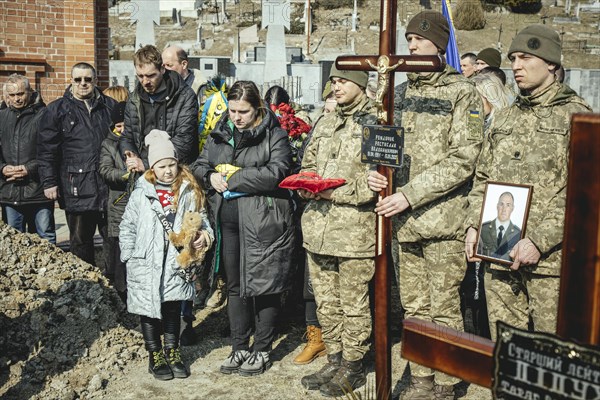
[301,352,342,390]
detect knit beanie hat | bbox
[477,48,502,68]
[145,129,178,168]
[329,63,369,88]
[322,81,333,100]
[508,25,562,66]
[110,101,126,126]
[405,11,450,54]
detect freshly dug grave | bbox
[0,221,490,399]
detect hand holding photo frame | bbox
[476,182,533,265]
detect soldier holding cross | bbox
[367,11,484,399]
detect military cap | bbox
[477,48,502,68]
[329,63,368,88]
[405,11,450,54]
[509,25,562,66]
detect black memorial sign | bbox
[361,124,404,167]
[493,321,600,400]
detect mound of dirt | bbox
[0,220,491,399]
[0,222,142,400]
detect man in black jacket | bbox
[38,63,114,265]
[120,45,199,172]
[0,74,55,243]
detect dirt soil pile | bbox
[0,222,142,400]
[0,220,491,399]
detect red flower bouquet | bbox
[270,103,312,165]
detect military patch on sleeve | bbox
[467,110,482,140]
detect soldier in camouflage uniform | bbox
[367,11,484,400]
[298,64,378,397]
[464,25,592,339]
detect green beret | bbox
[509,25,562,66]
[477,48,502,68]
[329,63,368,88]
[405,11,450,54]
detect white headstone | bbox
[262,0,291,30]
[239,24,259,43]
[131,0,161,49]
[264,24,288,82]
[395,25,408,85]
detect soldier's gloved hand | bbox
[374,192,410,217]
[509,238,541,271]
[367,170,387,192]
[465,227,482,262]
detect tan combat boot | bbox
[293,325,327,365]
[400,375,435,400]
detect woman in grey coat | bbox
[120,130,213,381]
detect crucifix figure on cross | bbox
[365,55,403,112]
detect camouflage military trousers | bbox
[398,240,465,385]
[307,251,375,362]
[484,265,560,339]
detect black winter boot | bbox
[179,316,198,346]
[319,358,366,397]
[148,350,173,380]
[165,347,189,379]
[301,351,342,390]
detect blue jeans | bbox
[4,202,56,244]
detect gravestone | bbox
[264,24,287,82]
[395,25,408,85]
[239,24,258,43]
[131,0,160,49]
[261,0,290,30]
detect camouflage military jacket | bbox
[300,94,378,258]
[393,65,484,242]
[466,81,591,275]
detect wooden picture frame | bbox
[476,182,533,265]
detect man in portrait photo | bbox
[478,192,521,261]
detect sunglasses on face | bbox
[73,77,93,83]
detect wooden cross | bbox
[401,113,600,391]
[334,3,444,399]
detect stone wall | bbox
[0,0,110,103]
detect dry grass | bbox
[455,0,486,31]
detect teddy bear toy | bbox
[168,211,212,269]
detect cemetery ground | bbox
[0,219,491,400]
[110,0,600,70]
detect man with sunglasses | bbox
[38,62,115,266]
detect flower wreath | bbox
[270,103,312,164]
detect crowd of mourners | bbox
[0,10,592,399]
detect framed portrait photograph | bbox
[476,182,533,265]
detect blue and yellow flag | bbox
[442,0,462,73]
[198,77,228,152]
